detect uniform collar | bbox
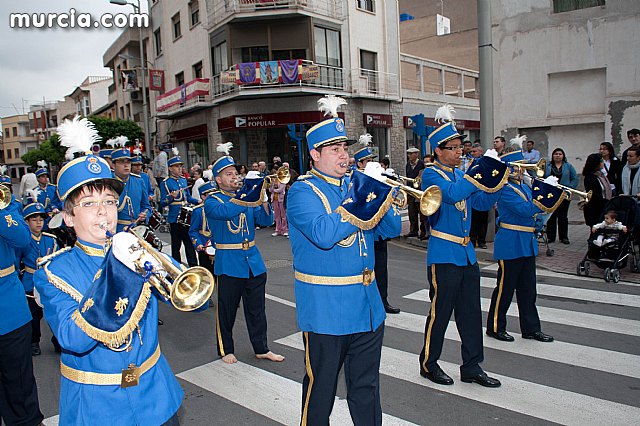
[434,161,454,173]
[31,232,42,242]
[310,168,343,187]
[114,174,129,183]
[218,189,235,197]
[75,239,107,257]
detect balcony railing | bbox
[400,53,479,100]
[207,0,344,27]
[156,78,212,116]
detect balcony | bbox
[207,0,344,27]
[156,78,213,118]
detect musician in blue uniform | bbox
[111,145,151,232]
[189,181,215,275]
[14,202,58,356]
[159,148,199,267]
[486,152,562,343]
[204,144,283,365]
[287,96,401,425]
[0,179,44,425]
[131,150,154,201]
[418,106,508,388]
[34,116,189,426]
[34,160,62,215]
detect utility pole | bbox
[477,0,494,148]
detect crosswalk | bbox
[43,262,640,425]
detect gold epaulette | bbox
[37,246,73,267]
[296,174,312,181]
[424,162,436,168]
[41,231,57,239]
[130,173,141,178]
[192,203,204,209]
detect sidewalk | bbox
[399,202,640,284]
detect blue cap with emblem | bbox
[131,147,143,164]
[306,95,355,153]
[110,136,131,161]
[428,104,464,147]
[0,165,11,185]
[23,202,47,219]
[168,146,183,167]
[55,116,124,201]
[35,160,49,177]
[212,142,236,176]
[353,133,376,163]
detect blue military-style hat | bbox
[335,168,396,231]
[131,147,143,164]
[35,160,49,177]
[23,202,47,219]
[501,150,526,173]
[306,95,355,153]
[531,179,565,213]
[212,142,236,176]
[55,116,124,201]
[0,165,11,185]
[429,104,464,147]
[199,180,217,196]
[353,133,376,163]
[99,148,113,159]
[167,147,183,167]
[110,136,131,162]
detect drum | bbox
[131,225,163,251]
[148,209,165,231]
[177,205,194,227]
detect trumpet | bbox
[128,229,215,311]
[556,184,592,204]
[507,158,546,178]
[0,184,11,210]
[264,165,290,186]
[384,178,442,216]
[398,175,422,189]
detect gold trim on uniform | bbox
[422,264,438,373]
[215,240,255,250]
[301,331,314,426]
[493,260,506,332]
[60,344,161,386]
[75,241,106,257]
[310,169,342,187]
[23,266,36,274]
[294,270,375,286]
[44,264,83,303]
[0,265,16,277]
[430,229,471,246]
[216,300,225,357]
[500,223,535,233]
[301,180,332,214]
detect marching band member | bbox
[0,177,44,426]
[159,147,199,267]
[111,138,151,232]
[353,133,376,169]
[189,181,216,275]
[102,138,116,170]
[486,153,563,343]
[131,148,154,202]
[14,198,58,356]
[418,104,508,388]
[34,160,62,215]
[287,96,401,425]
[34,116,193,426]
[204,143,283,365]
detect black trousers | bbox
[419,263,484,377]
[25,293,42,344]
[0,323,44,426]
[169,222,197,267]
[470,209,488,245]
[197,250,215,277]
[373,239,389,305]
[546,199,571,241]
[487,257,541,334]
[216,273,269,357]
[407,201,427,236]
[301,324,384,426]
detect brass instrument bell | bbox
[264,165,291,186]
[384,178,442,216]
[507,158,546,178]
[0,184,11,210]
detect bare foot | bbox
[222,354,237,364]
[255,351,285,362]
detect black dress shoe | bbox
[561,239,570,244]
[478,243,488,249]
[420,367,454,385]
[158,319,164,326]
[461,372,501,388]
[419,235,429,241]
[522,331,554,342]
[384,304,401,314]
[486,330,515,342]
[405,232,418,238]
[31,343,41,356]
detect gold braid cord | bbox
[334,190,395,231]
[44,264,83,303]
[463,168,510,193]
[71,282,152,349]
[532,193,565,214]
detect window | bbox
[14,148,19,158]
[360,49,378,92]
[553,0,605,13]
[189,1,200,27]
[7,149,11,159]
[154,28,163,56]
[12,127,17,137]
[175,71,185,87]
[212,42,228,74]
[193,61,203,79]
[172,13,181,40]
[314,26,343,88]
[241,46,269,63]
[272,49,307,61]
[357,0,375,13]
[3,128,9,138]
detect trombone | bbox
[384,177,442,216]
[264,165,291,186]
[507,158,546,178]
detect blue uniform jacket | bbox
[422,162,501,266]
[204,190,273,278]
[159,176,199,223]
[189,205,211,249]
[37,183,62,212]
[115,174,152,232]
[140,172,154,199]
[287,171,401,335]
[33,239,184,426]
[15,231,58,292]
[0,197,32,335]
[494,181,542,260]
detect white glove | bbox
[263,191,269,202]
[522,173,533,187]
[363,162,387,183]
[543,176,559,186]
[245,171,261,179]
[483,148,501,161]
[382,167,395,177]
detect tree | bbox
[88,116,143,147]
[21,134,66,167]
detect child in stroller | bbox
[591,210,627,248]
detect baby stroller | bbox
[535,212,555,257]
[577,195,640,283]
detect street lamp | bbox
[110,0,151,158]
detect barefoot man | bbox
[204,143,284,364]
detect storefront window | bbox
[188,139,210,169]
[366,127,388,160]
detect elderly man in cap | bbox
[287,96,401,425]
[405,146,426,238]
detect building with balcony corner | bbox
[1,114,38,181]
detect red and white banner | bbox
[149,69,165,91]
[156,78,210,112]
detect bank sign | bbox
[218,111,345,131]
[363,113,392,127]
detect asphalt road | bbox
[34,228,640,425]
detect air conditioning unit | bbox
[130,91,140,101]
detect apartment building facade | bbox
[1,114,38,181]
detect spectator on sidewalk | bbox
[599,142,622,195]
[469,143,488,248]
[621,128,640,166]
[544,148,578,244]
[18,166,38,201]
[523,140,541,164]
[405,147,426,238]
[622,146,640,196]
[494,136,506,156]
[582,153,612,227]
[152,145,168,186]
